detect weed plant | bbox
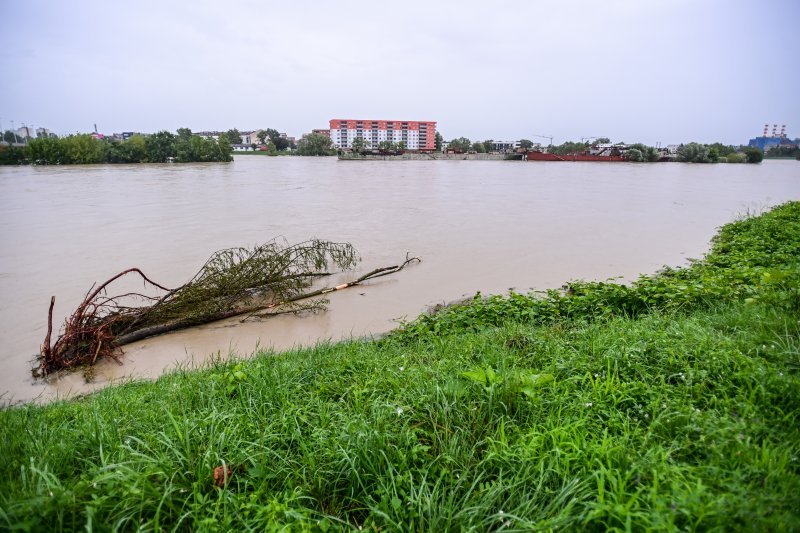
[1,202,798,531]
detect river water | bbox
[1,157,797,404]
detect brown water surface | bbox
[1,157,797,404]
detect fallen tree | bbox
[37,239,419,377]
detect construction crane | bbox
[531,134,553,147]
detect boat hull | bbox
[526,151,627,162]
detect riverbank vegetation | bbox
[540,139,764,164]
[0,128,232,165]
[1,202,798,530]
[764,145,800,159]
[676,142,763,164]
[295,133,336,156]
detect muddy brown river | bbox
[1,157,798,405]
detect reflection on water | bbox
[1,157,798,404]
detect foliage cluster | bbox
[2,130,28,144]
[625,143,660,162]
[295,134,336,156]
[1,203,798,530]
[346,138,408,155]
[763,145,800,159]
[547,140,592,155]
[445,137,471,152]
[257,129,293,151]
[1,129,232,165]
[677,143,762,164]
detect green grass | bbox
[1,203,799,531]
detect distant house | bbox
[35,127,57,139]
[241,131,262,145]
[194,131,222,140]
[491,141,519,152]
[15,126,35,140]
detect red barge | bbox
[526,151,627,162]
[526,144,627,162]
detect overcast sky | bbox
[2,0,798,145]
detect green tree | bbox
[224,129,242,145]
[706,142,737,157]
[215,135,233,161]
[473,142,486,153]
[144,131,176,163]
[296,134,335,156]
[378,140,396,153]
[106,135,147,163]
[435,132,443,151]
[60,134,107,164]
[397,141,407,152]
[744,147,763,163]
[482,140,494,152]
[549,141,590,155]
[3,130,24,144]
[257,131,268,145]
[676,143,710,163]
[0,145,26,164]
[627,143,660,162]
[261,128,291,150]
[519,139,534,149]
[627,148,644,162]
[26,137,66,164]
[350,137,368,153]
[596,137,611,144]
[447,137,471,152]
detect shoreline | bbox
[1,202,798,529]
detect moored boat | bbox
[526,142,628,162]
[526,151,627,162]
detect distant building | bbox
[241,131,259,145]
[748,123,797,152]
[35,127,57,139]
[194,131,222,140]
[329,119,437,151]
[491,141,519,152]
[15,126,35,140]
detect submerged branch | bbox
[36,240,419,377]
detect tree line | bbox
[442,134,766,163]
[0,129,233,165]
[223,128,296,152]
[674,142,763,163]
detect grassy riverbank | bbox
[2,203,799,530]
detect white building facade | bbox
[329,119,436,151]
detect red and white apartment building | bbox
[329,119,437,151]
